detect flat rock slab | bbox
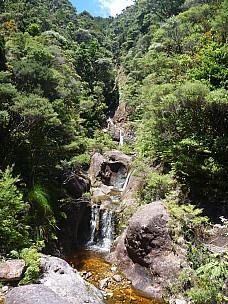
[4,284,70,304]
[0,259,26,282]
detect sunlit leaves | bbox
[11,94,60,126]
[190,43,228,89]
[0,166,30,252]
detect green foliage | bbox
[164,189,228,303]
[28,185,57,243]
[0,166,30,253]
[190,43,228,89]
[213,0,228,43]
[0,0,227,268]
[141,171,175,203]
[19,245,42,285]
[67,153,91,168]
[167,190,209,241]
[186,253,228,303]
[27,23,40,37]
[87,130,118,153]
[28,185,52,215]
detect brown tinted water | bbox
[65,250,164,304]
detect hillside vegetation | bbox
[0,0,228,300]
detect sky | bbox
[70,0,134,17]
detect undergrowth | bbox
[165,189,228,303]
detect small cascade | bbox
[87,204,99,245]
[99,209,114,250]
[120,169,132,192]
[119,128,124,146]
[87,205,115,252]
[112,166,127,191]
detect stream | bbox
[65,185,163,304]
[65,250,163,304]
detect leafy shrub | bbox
[0,166,30,253]
[19,245,43,285]
[28,185,57,243]
[141,171,175,203]
[167,189,209,241]
[187,253,228,303]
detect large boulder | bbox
[88,150,133,195]
[62,165,90,199]
[38,255,105,304]
[108,201,187,299]
[103,150,132,168]
[4,285,70,304]
[0,259,26,282]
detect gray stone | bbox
[107,201,188,299]
[39,255,105,304]
[99,277,110,290]
[88,153,106,180]
[85,272,93,279]
[88,150,133,191]
[110,266,117,272]
[4,284,70,304]
[125,201,172,267]
[175,300,188,304]
[206,224,228,254]
[92,185,113,198]
[0,259,26,282]
[112,274,122,282]
[2,286,9,292]
[103,150,132,167]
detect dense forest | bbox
[0,0,228,302]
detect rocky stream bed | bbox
[66,250,163,304]
[0,149,193,303]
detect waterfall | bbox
[119,128,124,146]
[107,117,114,127]
[87,206,115,252]
[87,204,99,245]
[120,169,132,192]
[99,210,114,250]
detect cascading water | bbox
[99,209,114,250]
[120,169,132,192]
[86,152,131,253]
[119,128,124,146]
[87,204,99,245]
[87,205,115,252]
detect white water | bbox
[87,204,99,245]
[86,164,131,252]
[119,128,124,146]
[87,206,115,252]
[120,169,132,192]
[99,210,114,250]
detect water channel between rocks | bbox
[65,185,163,304]
[65,250,163,304]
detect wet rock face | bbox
[58,201,91,252]
[100,162,127,189]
